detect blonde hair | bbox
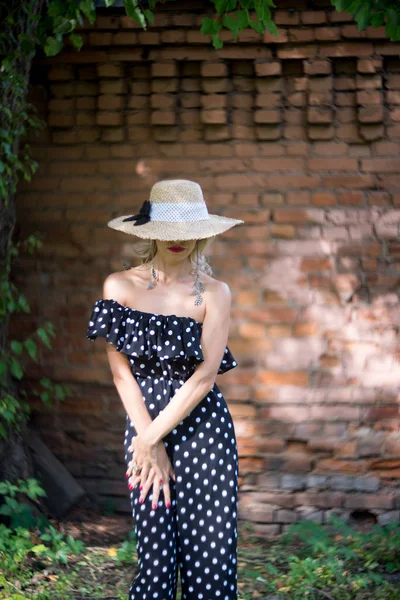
[132,237,215,276]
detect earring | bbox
[190,242,204,306]
[121,259,132,270]
[147,261,158,290]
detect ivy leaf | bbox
[79,0,96,24]
[44,35,63,56]
[10,358,23,380]
[10,340,23,355]
[211,32,224,49]
[123,0,147,28]
[370,13,385,28]
[69,33,83,50]
[235,9,249,29]
[143,9,154,24]
[248,19,264,34]
[223,14,241,40]
[265,14,278,36]
[201,17,222,35]
[24,339,38,361]
[37,327,52,349]
[355,1,371,30]
[53,16,76,35]
[213,0,236,13]
[239,0,254,8]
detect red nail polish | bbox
[139,497,143,503]
[152,504,156,509]
[125,472,129,479]
[166,502,171,508]
[139,485,143,490]
[159,478,163,483]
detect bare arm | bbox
[102,274,153,435]
[142,281,233,446]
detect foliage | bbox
[0,235,71,440]
[0,478,85,599]
[332,0,400,41]
[262,515,400,599]
[1,515,400,599]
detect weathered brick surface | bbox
[18,1,400,532]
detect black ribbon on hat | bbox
[122,200,151,226]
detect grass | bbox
[1,511,400,600]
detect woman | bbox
[86,179,244,600]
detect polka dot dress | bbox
[86,298,239,600]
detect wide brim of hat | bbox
[107,214,245,241]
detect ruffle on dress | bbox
[86,298,238,375]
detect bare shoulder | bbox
[203,273,232,315]
[102,269,134,303]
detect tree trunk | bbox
[0,0,46,484]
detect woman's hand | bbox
[126,432,176,509]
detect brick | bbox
[365,406,399,421]
[99,80,126,95]
[275,509,297,523]
[113,32,138,45]
[97,95,124,111]
[357,58,382,74]
[288,28,315,43]
[281,474,307,490]
[254,109,281,124]
[269,223,296,239]
[96,112,123,127]
[264,28,288,44]
[49,66,74,81]
[254,61,281,77]
[201,78,229,93]
[304,59,332,76]
[201,94,227,110]
[152,78,178,93]
[48,114,75,128]
[357,90,383,105]
[307,107,333,124]
[89,32,113,46]
[97,63,123,78]
[345,494,394,510]
[358,106,384,123]
[77,97,96,110]
[356,74,382,90]
[315,27,341,42]
[278,45,318,59]
[378,511,400,525]
[320,42,374,57]
[161,29,186,44]
[102,128,124,142]
[256,125,282,140]
[151,62,178,78]
[200,109,226,125]
[308,157,358,171]
[201,62,227,78]
[257,404,310,422]
[302,11,327,25]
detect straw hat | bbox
[107,179,244,241]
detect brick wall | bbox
[15,0,400,534]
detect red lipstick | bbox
[168,246,185,253]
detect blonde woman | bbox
[86,180,244,600]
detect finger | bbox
[163,476,171,509]
[127,436,136,453]
[140,468,155,503]
[126,458,135,478]
[140,463,150,491]
[151,477,160,510]
[128,473,141,490]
